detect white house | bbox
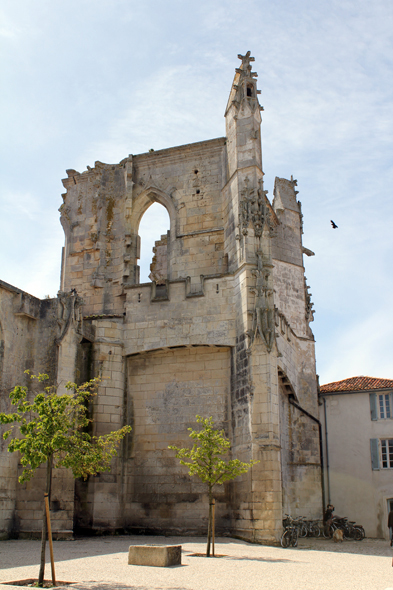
[319,376,393,539]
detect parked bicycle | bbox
[281,515,299,548]
[298,518,323,538]
[323,516,365,541]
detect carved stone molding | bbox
[56,290,83,344]
[247,251,275,352]
[304,277,315,324]
[237,177,276,240]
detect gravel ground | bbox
[0,535,392,590]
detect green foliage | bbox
[0,372,131,482]
[169,415,258,557]
[169,415,258,492]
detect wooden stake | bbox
[44,493,56,586]
[212,498,215,557]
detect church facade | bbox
[0,53,322,543]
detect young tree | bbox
[169,415,258,556]
[0,372,131,587]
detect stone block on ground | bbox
[128,544,181,567]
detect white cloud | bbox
[0,9,20,39]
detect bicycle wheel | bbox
[292,527,299,547]
[299,524,308,538]
[354,526,365,540]
[311,523,321,537]
[281,529,291,548]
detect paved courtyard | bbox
[0,535,392,590]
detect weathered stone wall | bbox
[0,281,62,537]
[279,386,322,518]
[72,316,127,533]
[123,346,231,534]
[149,234,168,283]
[14,463,74,538]
[59,138,227,318]
[123,277,235,354]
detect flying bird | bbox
[330,220,338,229]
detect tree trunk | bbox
[206,487,213,557]
[38,455,53,586]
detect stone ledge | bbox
[128,544,181,567]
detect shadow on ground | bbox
[0,536,194,570]
[2,585,191,590]
[71,585,190,590]
[0,535,390,572]
[297,537,391,557]
[225,556,293,563]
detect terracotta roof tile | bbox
[320,376,393,393]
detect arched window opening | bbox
[247,85,253,97]
[138,202,170,284]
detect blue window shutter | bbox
[390,393,393,419]
[370,438,380,470]
[369,393,377,420]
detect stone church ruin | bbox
[0,52,322,543]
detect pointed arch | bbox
[131,186,178,238]
[139,203,170,284]
[129,186,177,285]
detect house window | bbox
[370,392,393,420]
[381,439,393,469]
[379,394,391,419]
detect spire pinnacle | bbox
[227,51,262,114]
[236,51,258,79]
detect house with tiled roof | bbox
[319,376,393,539]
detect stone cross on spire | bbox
[236,51,258,78]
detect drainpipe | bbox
[323,396,331,505]
[288,398,326,517]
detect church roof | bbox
[320,376,393,393]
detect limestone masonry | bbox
[0,52,322,543]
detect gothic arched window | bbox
[138,202,170,284]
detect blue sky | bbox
[1,0,392,384]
